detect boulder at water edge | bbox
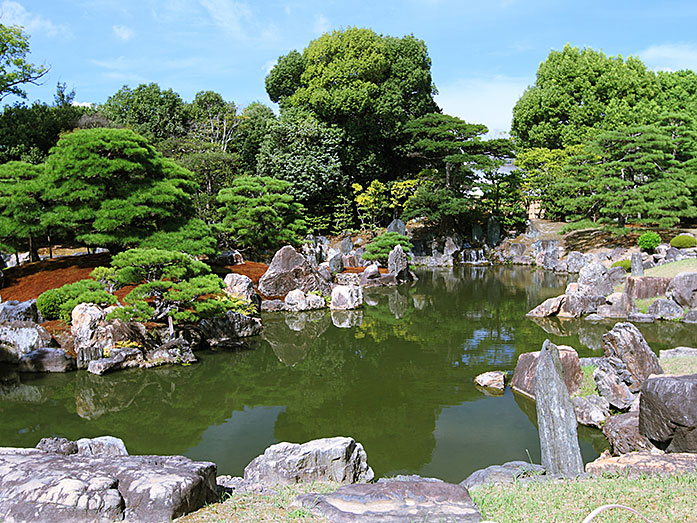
[258,245,331,297]
[198,311,262,347]
[603,412,654,455]
[294,476,483,523]
[244,437,374,486]
[534,340,584,477]
[666,272,697,308]
[571,395,610,429]
[474,371,506,392]
[511,344,583,399]
[223,273,260,309]
[330,285,363,310]
[0,321,54,363]
[625,276,671,300]
[640,374,697,453]
[0,300,41,323]
[647,298,685,320]
[461,461,546,490]
[577,262,613,296]
[18,348,75,373]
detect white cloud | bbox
[71,101,93,108]
[261,59,276,73]
[199,0,252,39]
[112,24,134,42]
[636,43,697,72]
[313,14,330,35]
[0,0,70,37]
[435,75,532,137]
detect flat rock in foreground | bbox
[586,451,697,476]
[294,476,482,522]
[0,448,216,522]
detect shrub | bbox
[559,219,598,234]
[361,232,414,265]
[37,279,117,323]
[611,259,631,272]
[637,231,661,251]
[670,234,697,249]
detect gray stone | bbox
[328,253,344,274]
[487,216,501,247]
[631,252,644,276]
[585,313,604,321]
[261,299,286,312]
[511,345,583,399]
[603,412,654,455]
[666,272,697,308]
[0,299,41,323]
[534,340,584,476]
[35,437,78,455]
[198,311,262,347]
[387,244,410,281]
[360,263,381,286]
[473,370,505,392]
[603,322,662,383]
[340,237,353,255]
[640,374,697,452]
[510,255,535,265]
[577,262,613,296]
[461,461,546,490]
[223,273,259,309]
[212,250,244,266]
[586,450,697,477]
[294,477,482,523]
[76,436,129,456]
[335,272,361,286]
[386,218,406,236]
[558,294,606,318]
[647,298,685,320]
[330,285,363,310]
[509,242,526,257]
[593,360,635,410]
[87,347,144,376]
[0,448,216,522]
[628,312,655,323]
[571,395,610,429]
[566,251,593,273]
[244,437,374,486]
[683,309,697,323]
[665,246,682,263]
[526,295,564,318]
[659,346,697,359]
[597,292,636,319]
[18,348,75,373]
[607,266,628,285]
[0,321,54,363]
[625,276,671,300]
[258,245,331,297]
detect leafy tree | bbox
[238,102,276,174]
[217,175,307,255]
[257,108,344,217]
[36,280,116,323]
[42,128,204,252]
[0,161,45,260]
[266,28,439,186]
[352,180,390,230]
[511,45,660,149]
[100,83,189,143]
[476,161,527,229]
[361,232,414,265]
[0,23,49,101]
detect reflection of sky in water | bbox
[458,327,517,367]
[184,406,284,475]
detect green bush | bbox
[559,219,598,234]
[637,231,661,251]
[361,232,414,265]
[37,279,117,323]
[670,234,697,249]
[611,259,631,271]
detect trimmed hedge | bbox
[611,259,631,271]
[670,234,697,249]
[637,231,661,251]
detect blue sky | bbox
[4,1,697,135]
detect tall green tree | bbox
[100,83,189,144]
[238,102,276,174]
[0,23,49,101]
[266,27,439,186]
[0,161,45,260]
[511,44,660,150]
[42,128,211,253]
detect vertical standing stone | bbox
[535,339,584,476]
[631,252,644,277]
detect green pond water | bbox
[2,266,695,483]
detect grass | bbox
[471,473,697,522]
[634,296,663,314]
[177,481,337,522]
[660,355,697,375]
[644,258,697,278]
[572,365,598,397]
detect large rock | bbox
[387,244,410,281]
[223,273,260,309]
[630,252,644,276]
[603,412,654,455]
[526,295,564,318]
[597,292,635,319]
[294,476,482,523]
[198,311,262,347]
[0,300,41,323]
[258,245,331,297]
[593,359,635,409]
[602,322,662,383]
[586,451,697,476]
[474,371,505,392]
[340,237,353,255]
[18,348,75,373]
[0,448,216,522]
[244,437,374,486]
[571,395,610,429]
[282,289,325,312]
[566,251,594,273]
[577,262,613,296]
[666,272,697,308]
[640,374,697,452]
[534,340,584,476]
[460,461,546,490]
[0,321,53,363]
[647,298,685,320]
[360,263,381,286]
[75,436,129,456]
[557,293,606,318]
[386,218,406,236]
[625,276,671,300]
[659,346,697,359]
[330,285,363,310]
[212,250,244,266]
[511,345,583,399]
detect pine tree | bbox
[0,161,45,260]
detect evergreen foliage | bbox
[217,175,307,254]
[638,231,662,251]
[37,279,116,323]
[108,248,211,286]
[0,161,45,260]
[361,232,414,264]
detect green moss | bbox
[610,259,631,271]
[572,365,598,398]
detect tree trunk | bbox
[28,234,39,263]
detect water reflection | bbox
[4,266,678,483]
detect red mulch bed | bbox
[1,253,112,302]
[226,261,270,285]
[343,266,388,274]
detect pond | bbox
[1,266,694,483]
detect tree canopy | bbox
[0,23,49,101]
